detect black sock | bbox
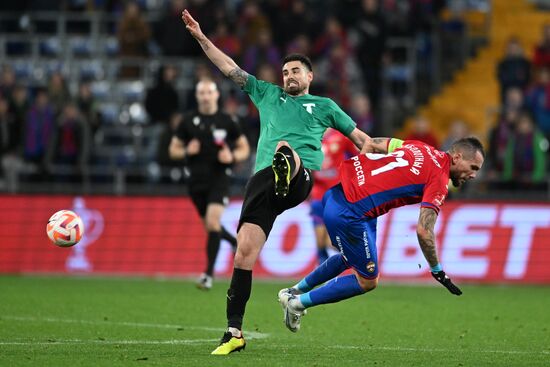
[226,268,252,330]
[205,231,221,276]
[276,145,296,176]
[221,226,237,249]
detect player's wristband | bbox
[430,263,443,272]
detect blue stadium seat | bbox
[98,102,120,124]
[70,37,95,57]
[104,37,119,56]
[116,81,145,103]
[12,61,34,80]
[39,37,61,57]
[90,81,111,102]
[78,61,105,80]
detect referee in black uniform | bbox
[170,78,250,289]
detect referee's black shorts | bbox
[188,173,231,218]
[238,162,313,237]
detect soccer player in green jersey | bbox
[182,9,371,355]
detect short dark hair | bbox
[282,53,313,72]
[450,136,485,159]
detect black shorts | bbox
[188,174,230,218]
[238,163,313,237]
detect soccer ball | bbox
[46,210,85,247]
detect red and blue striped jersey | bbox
[311,129,358,200]
[339,140,450,218]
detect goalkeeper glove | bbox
[431,270,462,296]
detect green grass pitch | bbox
[1,276,549,366]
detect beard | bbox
[450,176,463,188]
[284,83,306,96]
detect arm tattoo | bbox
[418,208,439,267]
[197,35,210,51]
[372,138,386,145]
[228,68,248,87]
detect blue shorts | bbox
[322,184,379,279]
[310,199,324,226]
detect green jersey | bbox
[243,75,356,172]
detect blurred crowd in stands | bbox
[0,0,548,196]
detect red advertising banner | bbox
[1,195,549,283]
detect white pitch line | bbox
[330,345,549,355]
[0,339,220,346]
[1,315,269,340]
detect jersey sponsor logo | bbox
[302,103,316,114]
[433,193,445,207]
[424,145,442,168]
[280,96,287,103]
[363,230,371,259]
[351,156,365,186]
[334,235,348,262]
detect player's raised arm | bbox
[417,207,462,296]
[182,9,248,87]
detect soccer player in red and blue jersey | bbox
[279,136,485,332]
[310,129,357,264]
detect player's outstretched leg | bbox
[211,331,246,355]
[272,142,298,197]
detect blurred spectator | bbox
[211,21,242,61]
[311,16,349,60]
[354,0,388,114]
[525,67,550,137]
[145,65,180,125]
[8,85,30,129]
[117,1,151,78]
[0,94,19,157]
[349,93,374,134]
[441,119,470,151]
[157,112,183,168]
[47,72,71,116]
[155,0,202,57]
[503,86,526,112]
[183,62,215,110]
[76,81,100,135]
[242,28,281,74]
[23,89,55,165]
[315,43,362,109]
[272,0,316,49]
[46,103,90,178]
[501,112,548,189]
[409,0,446,34]
[0,66,16,99]
[487,108,519,182]
[404,115,439,147]
[285,33,312,56]
[237,1,270,47]
[497,37,531,102]
[533,23,550,69]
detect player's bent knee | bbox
[204,219,221,232]
[356,275,378,292]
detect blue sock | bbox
[317,248,329,265]
[300,274,365,308]
[296,253,348,293]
